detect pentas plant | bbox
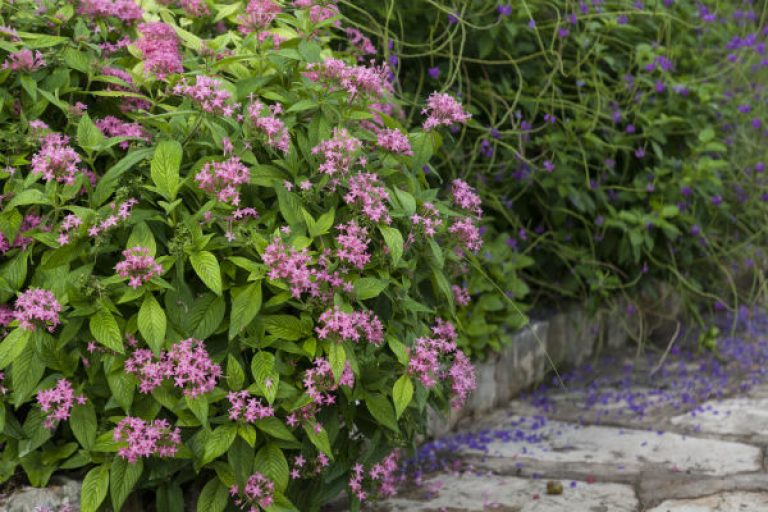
[346,0,768,350]
[0,1,478,511]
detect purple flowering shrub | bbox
[0,1,481,510]
[347,0,768,344]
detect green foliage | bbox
[0,1,481,510]
[343,0,768,347]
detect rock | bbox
[546,306,595,367]
[670,397,768,441]
[369,473,638,512]
[495,321,549,406]
[0,478,80,512]
[646,491,768,512]
[465,359,498,416]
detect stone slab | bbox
[0,478,80,512]
[670,397,768,439]
[460,418,762,476]
[646,491,768,511]
[369,473,638,512]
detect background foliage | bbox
[342,0,768,350]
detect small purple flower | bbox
[389,55,399,68]
[626,124,636,134]
[752,118,762,130]
[756,162,765,173]
[690,224,701,236]
[497,5,512,16]
[595,215,605,226]
[558,27,570,38]
[655,80,666,93]
[448,13,458,24]
[634,147,646,159]
[711,195,723,206]
[617,14,628,24]
[480,139,493,158]
[528,19,536,29]
[604,158,616,168]
[490,127,501,139]
[428,66,440,79]
[681,186,692,197]
[543,160,555,172]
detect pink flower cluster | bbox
[231,472,275,511]
[303,357,354,406]
[411,202,442,236]
[421,92,471,131]
[335,221,370,269]
[344,173,391,224]
[77,0,143,21]
[247,101,289,153]
[0,306,13,327]
[376,128,413,155]
[408,320,475,409]
[262,237,353,300]
[114,246,163,288]
[96,116,150,149]
[87,198,138,237]
[451,179,482,217]
[36,379,86,429]
[346,28,376,57]
[57,214,82,246]
[125,338,222,397]
[14,288,62,332]
[136,22,183,79]
[452,285,471,306]
[179,0,209,16]
[449,216,483,253]
[305,58,388,100]
[296,0,340,25]
[227,390,275,422]
[348,450,399,502]
[2,49,45,72]
[237,0,281,34]
[315,306,384,345]
[31,133,81,185]
[101,67,150,112]
[173,75,239,116]
[195,156,251,206]
[114,416,181,463]
[312,128,362,181]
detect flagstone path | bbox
[370,311,768,511]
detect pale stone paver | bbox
[369,473,638,512]
[670,397,768,438]
[646,491,768,511]
[461,419,762,476]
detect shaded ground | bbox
[372,308,768,511]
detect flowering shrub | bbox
[0,1,480,510]
[346,0,768,349]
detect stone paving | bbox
[371,311,768,511]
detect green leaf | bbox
[107,368,134,413]
[393,188,417,216]
[150,140,182,200]
[698,127,715,143]
[392,375,414,419]
[93,148,153,206]
[353,278,388,300]
[0,329,32,370]
[11,341,44,406]
[78,112,106,151]
[20,75,37,100]
[90,308,124,354]
[201,424,237,467]
[251,352,279,404]
[190,251,223,296]
[263,315,308,341]
[127,222,157,257]
[254,444,289,492]
[6,189,47,209]
[302,423,332,459]
[186,395,209,428]
[365,393,399,432]
[197,477,228,512]
[226,354,245,390]
[81,464,110,512]
[328,342,346,383]
[138,294,167,354]
[379,226,404,265]
[276,187,303,227]
[229,282,262,340]
[70,402,97,450]
[110,457,143,512]
[254,417,299,443]
[386,335,409,366]
[190,294,226,339]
